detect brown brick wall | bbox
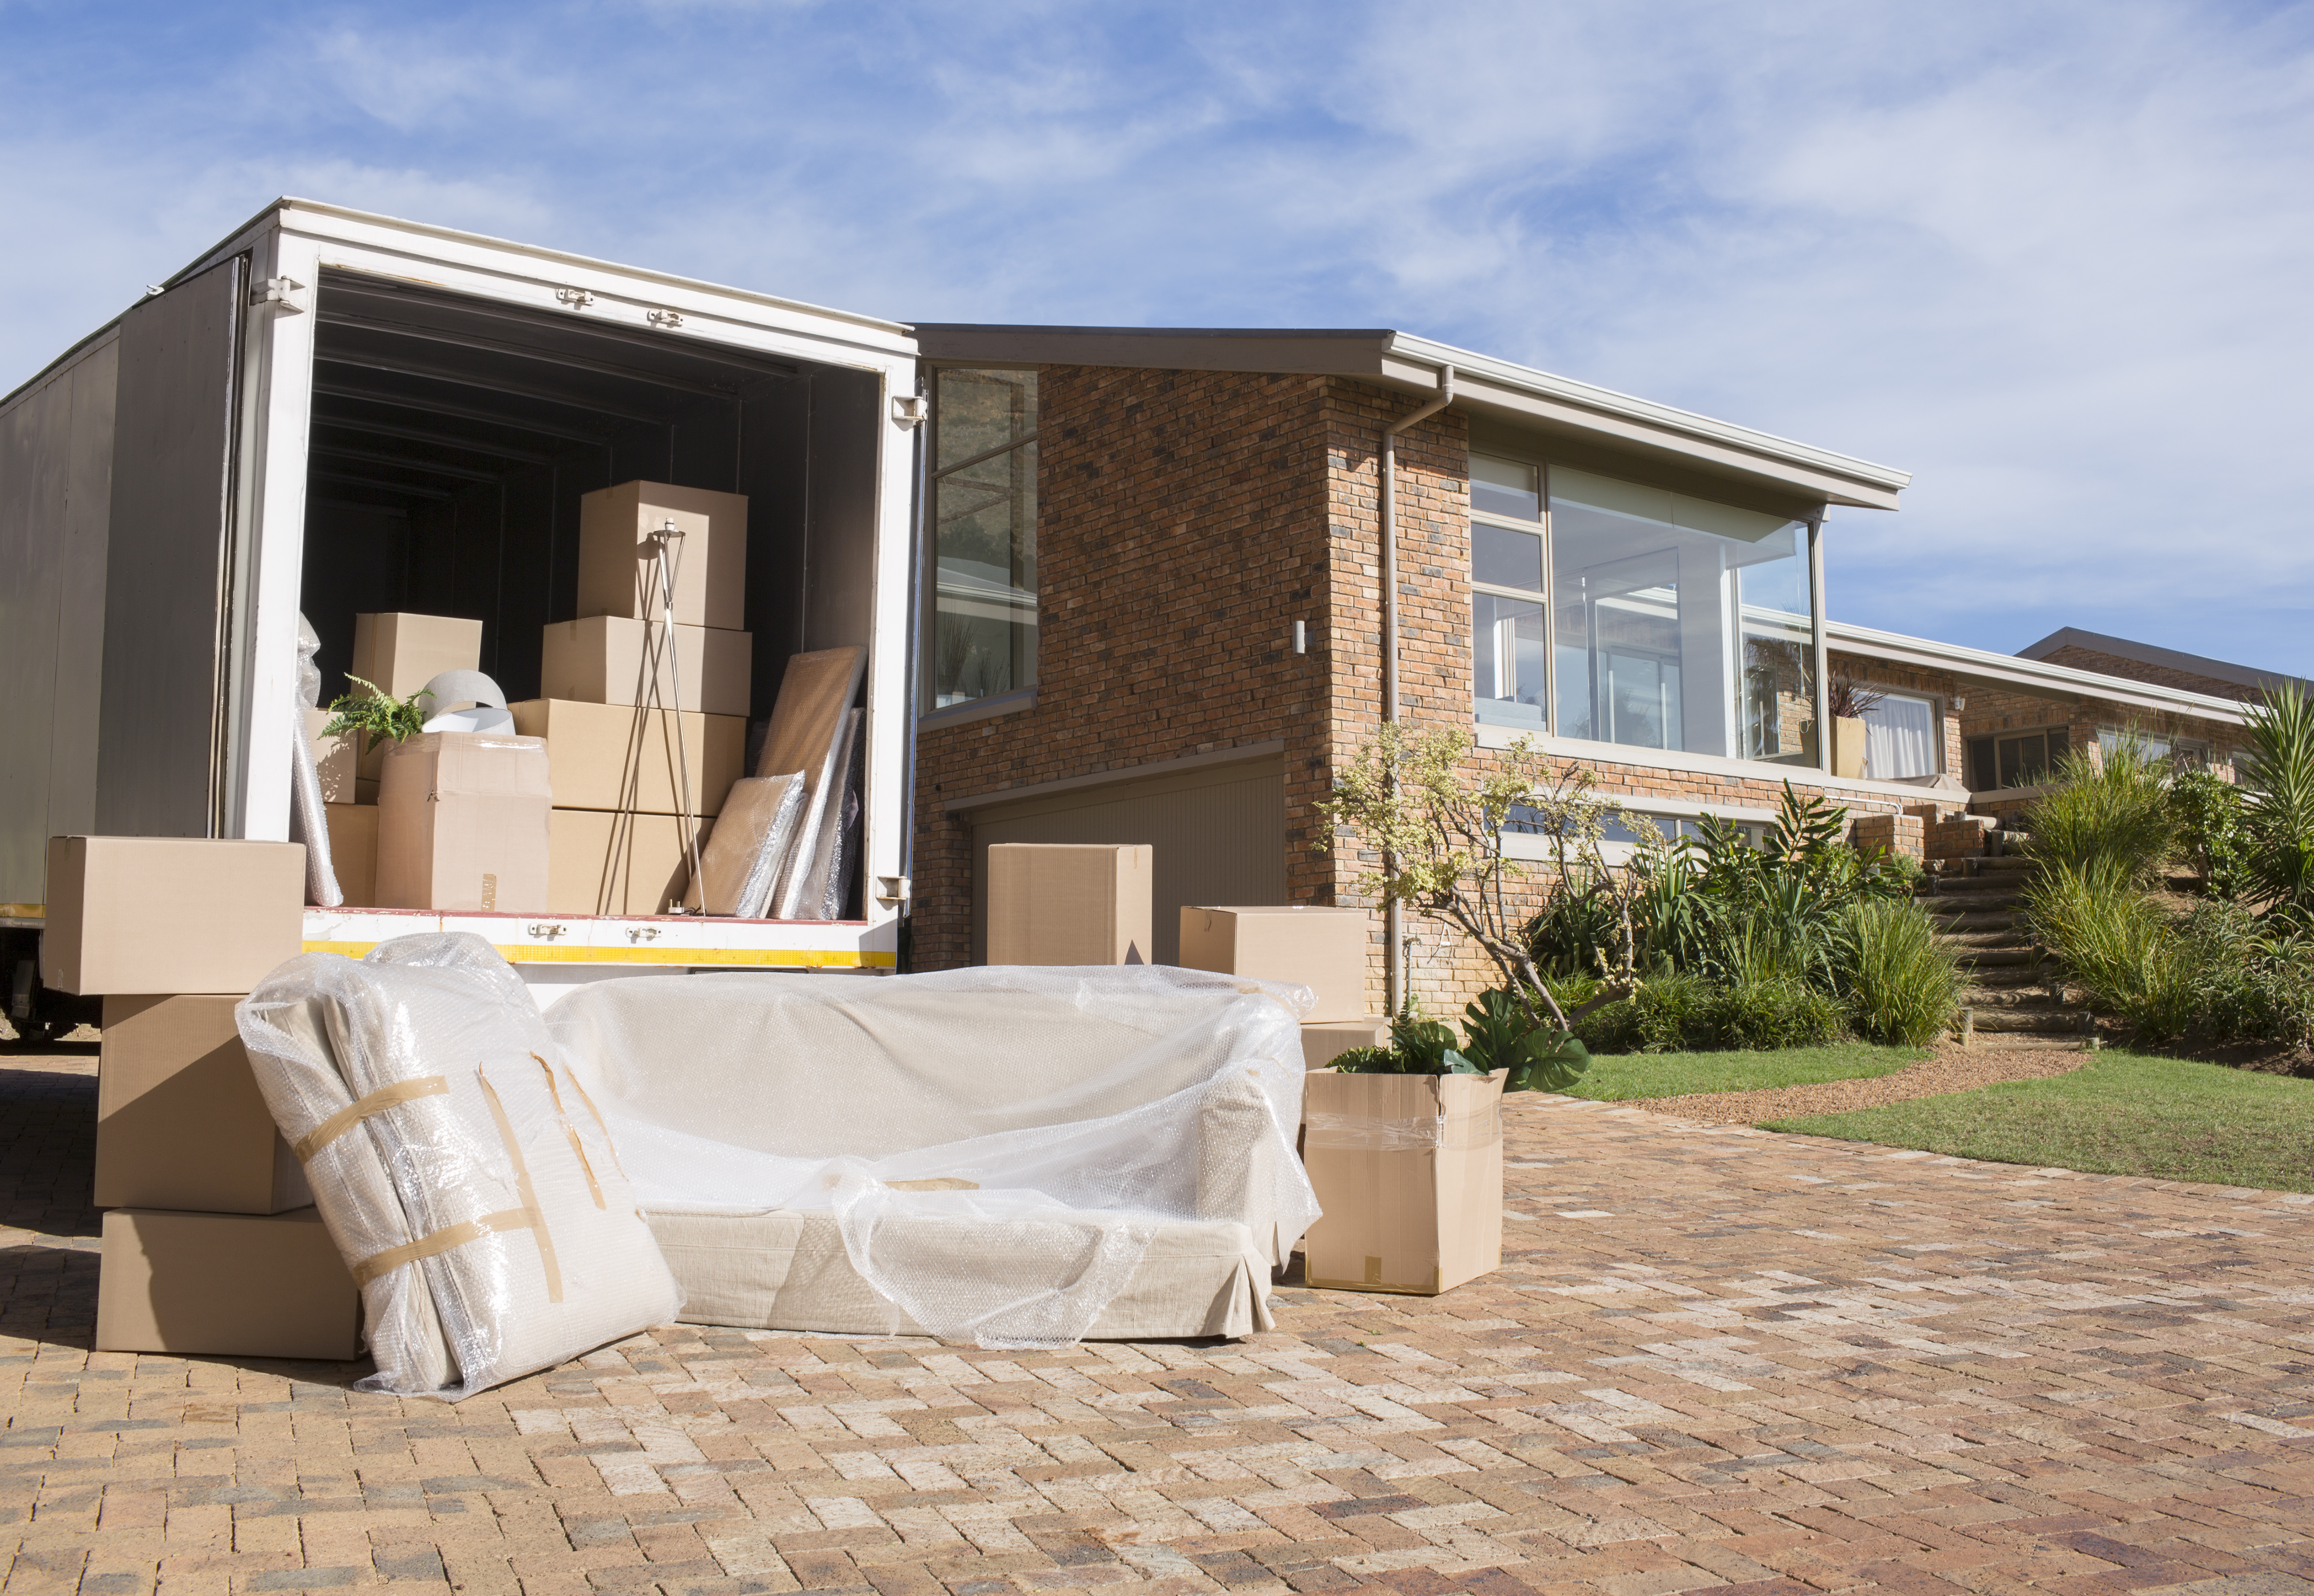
[910,367,1339,972]
[2038,643,2262,702]
[1956,684,2245,785]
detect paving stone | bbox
[7,1061,2314,1594]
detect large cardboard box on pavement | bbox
[541,616,752,718]
[40,837,306,995]
[96,1207,360,1359]
[510,699,743,816]
[95,994,310,1214]
[1299,1071,1503,1295]
[1178,905,1372,1022]
[549,808,713,916]
[986,844,1152,965]
[377,732,551,912]
[576,481,748,631]
[350,611,483,700]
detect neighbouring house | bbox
[902,327,2254,1017]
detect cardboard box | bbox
[350,612,483,701]
[986,844,1152,966]
[577,481,748,631]
[549,808,714,916]
[95,995,310,1214]
[41,838,306,995]
[1299,1071,1503,1296]
[1301,1018,1390,1071]
[324,803,378,907]
[540,616,752,718]
[96,1207,360,1359]
[509,699,744,816]
[1179,905,1373,1023]
[376,733,551,913]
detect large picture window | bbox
[1470,453,1819,766]
[929,368,1038,710]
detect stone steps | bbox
[1920,847,2093,1045]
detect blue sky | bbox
[6,0,2313,674]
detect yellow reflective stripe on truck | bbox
[301,939,895,968]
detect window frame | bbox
[1855,688,1946,781]
[1468,450,1826,768]
[919,362,1041,723]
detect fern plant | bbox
[321,677,434,744]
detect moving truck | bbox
[0,200,922,1038]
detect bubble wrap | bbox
[235,934,683,1399]
[546,965,1321,1349]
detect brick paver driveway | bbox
[6,1058,2313,1596]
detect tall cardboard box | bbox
[541,616,752,718]
[350,612,483,700]
[986,844,1152,965]
[41,838,306,995]
[95,995,310,1214]
[303,708,372,804]
[549,809,714,916]
[1299,1071,1503,1295]
[376,732,551,912]
[509,699,744,815]
[324,803,379,906]
[96,1208,360,1359]
[576,481,748,631]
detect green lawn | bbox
[1564,1042,1927,1102]
[1764,1052,2314,1192]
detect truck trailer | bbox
[0,200,923,1038]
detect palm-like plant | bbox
[2239,682,2314,921]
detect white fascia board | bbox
[1826,620,2249,725]
[169,198,916,365]
[1472,722,1951,801]
[1383,333,1910,512]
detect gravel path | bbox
[1634,1037,2092,1124]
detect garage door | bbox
[969,754,1286,965]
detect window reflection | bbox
[930,369,1037,710]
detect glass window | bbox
[2099,725,2172,761]
[1547,467,1814,762]
[1860,692,1940,779]
[929,369,1037,710]
[1472,454,1540,521]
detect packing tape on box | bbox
[1301,1102,1501,1152]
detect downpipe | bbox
[1379,363,1454,1015]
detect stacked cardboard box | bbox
[987,845,1153,964]
[310,612,486,908]
[524,483,752,915]
[1177,905,1385,1067]
[45,837,363,1358]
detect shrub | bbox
[2025,741,2175,881]
[2179,901,2314,1049]
[2025,858,2197,1041]
[1835,898,1962,1045]
[1695,979,1845,1050]
[1572,972,1710,1054]
[2170,768,2249,898]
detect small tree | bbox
[1316,724,1635,1031]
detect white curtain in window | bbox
[1862,694,1937,779]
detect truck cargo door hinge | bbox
[250,276,306,314]
[555,286,596,310]
[876,875,912,905]
[890,394,929,429]
[647,307,684,329]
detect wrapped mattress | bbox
[546,965,1320,1349]
[236,934,682,1399]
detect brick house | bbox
[902,328,2252,1016]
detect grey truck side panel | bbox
[95,257,247,838]
[0,335,119,909]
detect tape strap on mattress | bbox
[1302,1104,1500,1152]
[477,1068,565,1304]
[292,1076,452,1163]
[348,1208,538,1288]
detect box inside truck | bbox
[296,269,883,918]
